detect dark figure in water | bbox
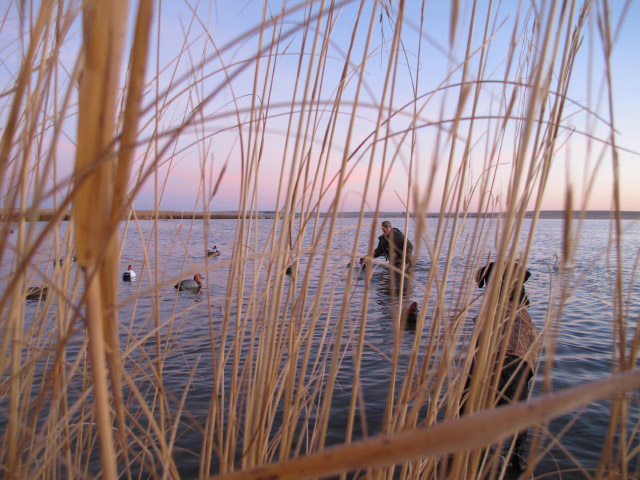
[401,301,419,329]
[462,261,539,472]
[476,261,531,307]
[362,221,413,270]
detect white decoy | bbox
[554,254,574,270]
[122,265,137,281]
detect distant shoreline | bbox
[3,209,640,222]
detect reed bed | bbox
[0,0,638,479]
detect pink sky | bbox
[125,1,638,213]
[4,1,637,213]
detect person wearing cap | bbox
[363,221,413,270]
[462,260,539,472]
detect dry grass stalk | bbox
[72,0,131,478]
[0,1,638,479]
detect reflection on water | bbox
[7,218,640,477]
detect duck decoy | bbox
[401,301,419,327]
[553,253,574,270]
[175,273,204,291]
[26,286,48,300]
[347,257,366,270]
[53,255,77,266]
[122,265,136,281]
[207,249,220,257]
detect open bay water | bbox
[7,217,640,478]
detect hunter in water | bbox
[463,261,540,472]
[362,220,413,270]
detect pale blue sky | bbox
[1,0,638,212]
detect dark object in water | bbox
[26,286,48,300]
[466,263,539,470]
[348,257,367,269]
[476,261,530,307]
[175,273,203,291]
[53,256,77,266]
[401,301,419,327]
[285,266,292,275]
[207,250,220,257]
[510,449,528,472]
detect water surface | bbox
[8,217,640,478]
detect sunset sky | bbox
[2,0,639,213]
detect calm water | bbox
[7,217,640,478]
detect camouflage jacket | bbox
[373,227,413,267]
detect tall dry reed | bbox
[0,0,638,479]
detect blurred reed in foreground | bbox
[0,1,637,479]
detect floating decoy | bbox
[402,301,419,327]
[207,246,220,257]
[122,265,136,281]
[26,286,48,300]
[553,253,574,271]
[175,273,204,291]
[347,257,366,270]
[53,255,77,266]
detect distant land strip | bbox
[2,209,640,222]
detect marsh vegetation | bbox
[0,1,638,478]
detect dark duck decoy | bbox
[348,257,367,269]
[26,286,48,300]
[401,301,419,328]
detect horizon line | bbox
[3,209,640,222]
